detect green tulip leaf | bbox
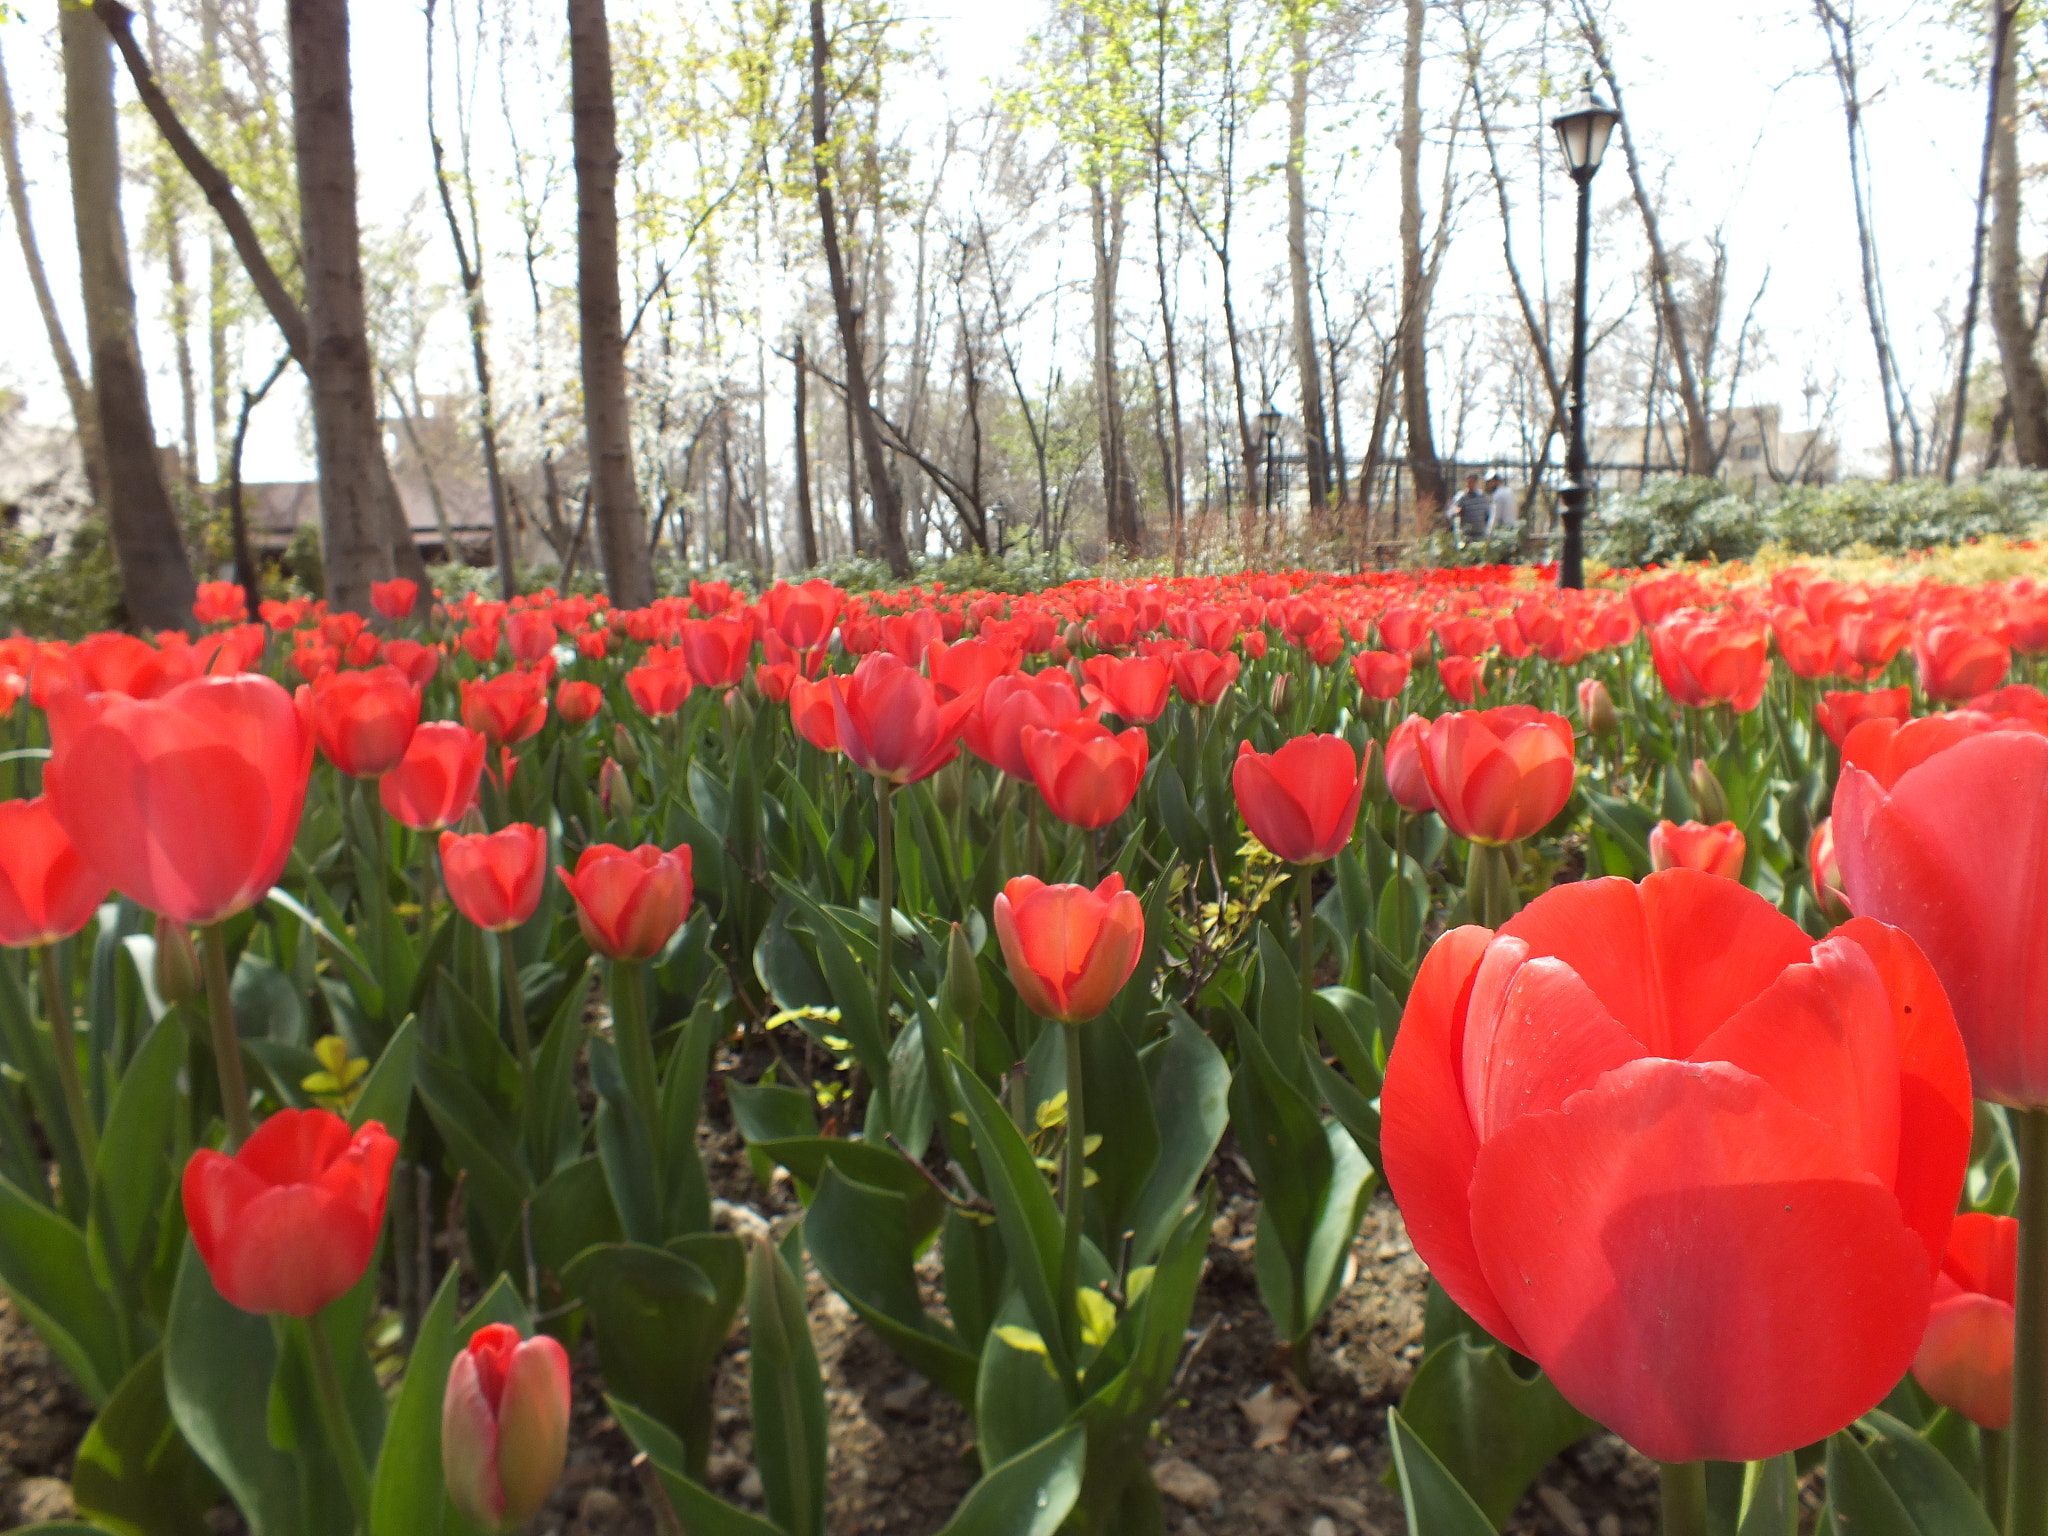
[1387,1405,1498,1536]
[935,1424,1084,1536]
[745,1235,827,1536]
[1825,1412,1998,1536]
[71,1348,218,1536]
[0,1173,126,1403]
[1396,1337,1593,1530]
[608,1395,784,1536]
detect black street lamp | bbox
[1551,80,1619,590]
[1258,403,1282,540]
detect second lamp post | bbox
[1551,82,1619,590]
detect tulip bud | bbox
[723,685,755,740]
[442,1323,572,1535]
[930,756,966,819]
[1269,672,1290,714]
[1690,758,1729,823]
[944,921,982,1022]
[154,916,202,1004]
[1361,738,1389,804]
[1577,677,1619,737]
[599,757,634,819]
[610,722,641,773]
[1062,622,1085,653]
[455,804,489,837]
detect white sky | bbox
[0,0,2003,488]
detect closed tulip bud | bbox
[723,685,755,739]
[930,756,967,819]
[153,916,202,1004]
[944,921,982,1022]
[442,1323,572,1534]
[1269,672,1290,714]
[610,723,640,773]
[1062,622,1085,653]
[1361,738,1389,804]
[1690,758,1729,823]
[599,757,634,819]
[1577,677,1619,737]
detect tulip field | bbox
[4,556,2048,1535]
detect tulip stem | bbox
[35,946,96,1171]
[303,1315,373,1531]
[1986,1428,2009,1531]
[1296,869,1317,1046]
[2008,1108,2048,1536]
[498,931,534,1119]
[609,960,661,1144]
[1058,1020,1086,1399]
[417,834,436,924]
[201,926,254,1149]
[874,780,895,1036]
[1659,1461,1707,1536]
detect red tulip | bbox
[556,843,693,962]
[1020,718,1148,830]
[439,824,548,933]
[992,874,1144,1024]
[382,638,440,689]
[961,671,1085,780]
[1080,654,1171,724]
[1169,648,1239,708]
[0,797,111,948]
[380,722,487,832]
[1419,707,1575,846]
[1833,719,2048,1105]
[1912,1214,2018,1429]
[1385,714,1436,814]
[1815,686,1911,748]
[1649,819,1745,879]
[443,1323,572,1535]
[462,671,549,746]
[1840,612,1912,673]
[555,680,603,729]
[1437,655,1486,704]
[64,631,201,699]
[677,617,752,689]
[1914,620,2010,703]
[505,610,558,664]
[1351,650,1410,700]
[1770,609,1850,681]
[788,676,841,752]
[1810,818,1852,923]
[308,665,421,778]
[181,1108,398,1317]
[45,674,312,927]
[371,579,419,620]
[927,638,1017,705]
[625,663,693,719]
[761,579,844,649]
[193,581,248,627]
[830,651,977,786]
[1232,735,1365,865]
[1650,612,1770,711]
[1381,871,1972,1463]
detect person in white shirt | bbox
[1486,475,1519,539]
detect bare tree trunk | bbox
[568,0,654,603]
[0,38,105,501]
[1091,170,1141,554]
[61,6,196,628]
[202,0,229,475]
[1987,0,2048,466]
[288,0,408,612]
[793,337,819,568]
[1285,8,1329,514]
[1398,0,1446,531]
[1151,0,1186,575]
[139,0,200,491]
[1948,0,2007,480]
[810,0,909,576]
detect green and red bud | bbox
[442,1323,572,1534]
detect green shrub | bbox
[0,517,124,637]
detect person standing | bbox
[1453,473,1490,544]
[1487,474,1519,540]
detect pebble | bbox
[881,1375,928,1414]
[572,1488,627,1536]
[1309,1519,1338,1536]
[737,1468,764,1502]
[1537,1487,1590,1536]
[705,1452,746,1486]
[1153,1456,1223,1509]
[1323,1443,1354,1466]
[1211,1214,1236,1244]
[14,1478,74,1523]
[1597,1519,1622,1536]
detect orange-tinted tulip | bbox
[1351,650,1410,700]
[1021,718,1148,830]
[1913,620,2010,703]
[1419,706,1575,846]
[1650,612,1770,711]
[308,665,421,778]
[555,680,603,729]
[1169,648,1239,708]
[45,674,312,927]
[1815,685,1911,748]
[1382,874,1971,1463]
[380,722,487,831]
[964,671,1088,780]
[1649,819,1745,879]
[830,651,977,786]
[1810,818,1852,923]
[193,581,248,626]
[371,579,419,620]
[439,824,548,933]
[64,631,201,699]
[1438,655,1486,704]
[625,663,693,719]
[181,1108,398,1316]
[443,1324,573,1535]
[0,797,110,948]
[1079,654,1171,724]
[1233,735,1365,865]
[992,874,1144,1024]
[462,671,549,746]
[788,676,841,752]
[1912,1214,2018,1429]
[1385,713,1436,814]
[556,843,693,961]
[382,638,440,689]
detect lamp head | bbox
[1552,76,1619,177]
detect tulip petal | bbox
[494,1337,573,1526]
[1380,926,1527,1352]
[1469,1057,1933,1464]
[206,1182,377,1317]
[1461,949,1645,1144]
[1939,1212,2020,1304]
[236,1107,356,1187]
[1232,749,1320,863]
[441,1352,507,1530]
[1913,1291,2015,1429]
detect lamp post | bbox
[1258,403,1282,545]
[1551,80,1619,590]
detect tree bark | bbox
[810,0,909,576]
[1987,0,2048,466]
[793,336,819,568]
[60,6,196,629]
[1151,0,1186,574]
[1398,0,1446,531]
[1090,168,1141,554]
[1285,7,1329,514]
[569,0,655,603]
[288,0,416,612]
[1948,0,2007,480]
[0,38,105,501]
